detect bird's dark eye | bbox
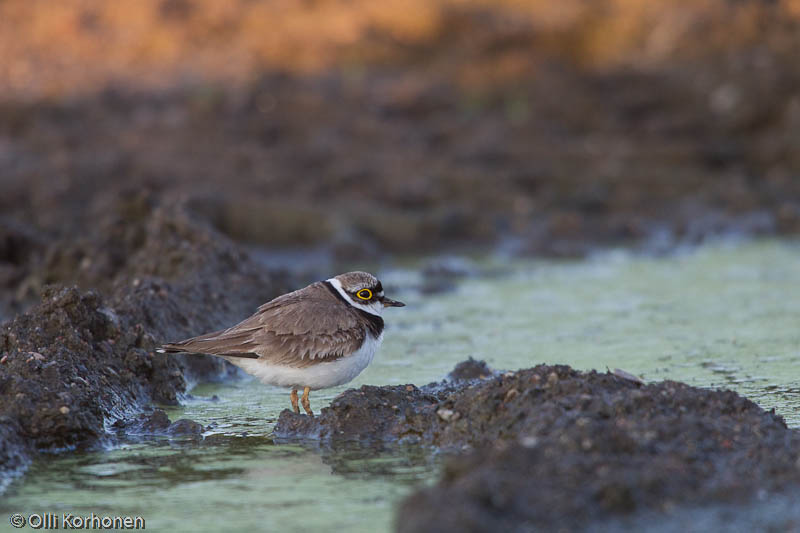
[356,289,372,300]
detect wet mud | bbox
[0,198,290,481]
[275,361,800,531]
[111,408,205,437]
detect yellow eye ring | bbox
[356,289,372,300]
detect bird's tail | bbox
[156,328,228,355]
[156,335,260,359]
[155,344,187,354]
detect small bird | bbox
[158,271,405,416]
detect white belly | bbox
[228,333,383,390]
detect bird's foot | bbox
[301,386,314,417]
[290,389,300,414]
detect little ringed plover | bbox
[158,271,405,416]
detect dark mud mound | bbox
[0,197,290,485]
[274,385,442,443]
[5,191,292,380]
[0,287,185,454]
[4,65,800,263]
[4,8,800,264]
[395,365,800,532]
[275,362,800,531]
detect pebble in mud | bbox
[447,357,494,382]
[111,409,204,436]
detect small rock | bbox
[59,406,70,415]
[504,388,519,402]
[0,354,7,364]
[26,351,46,363]
[448,357,493,381]
[612,368,644,385]
[129,409,172,433]
[167,419,204,435]
[546,372,559,387]
[437,408,456,422]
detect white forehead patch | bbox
[327,278,383,317]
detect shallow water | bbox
[2,239,799,532]
[383,239,800,425]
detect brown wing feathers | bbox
[160,327,262,359]
[159,282,367,367]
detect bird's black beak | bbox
[382,297,405,308]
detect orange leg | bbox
[301,386,313,416]
[290,389,299,414]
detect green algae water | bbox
[383,239,800,425]
[2,239,799,532]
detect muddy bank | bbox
[3,62,799,269]
[274,361,800,531]
[3,3,800,268]
[0,287,184,452]
[0,198,290,483]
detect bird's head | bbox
[328,271,405,315]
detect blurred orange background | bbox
[2,0,798,97]
[1,0,798,261]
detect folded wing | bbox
[160,284,366,368]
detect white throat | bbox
[327,278,383,317]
